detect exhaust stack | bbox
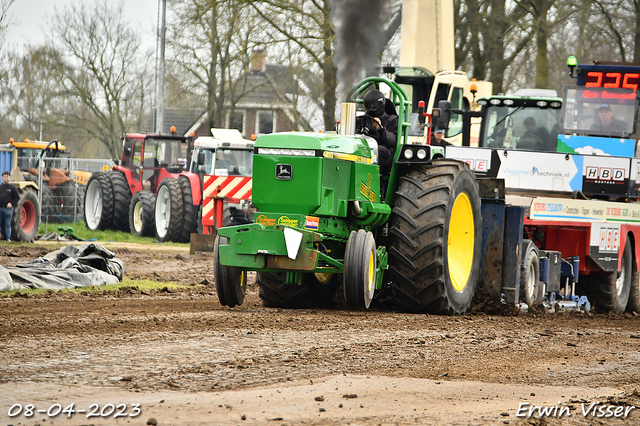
[340,102,357,136]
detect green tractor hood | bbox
[253,132,383,218]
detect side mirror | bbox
[197,151,205,165]
[436,100,451,130]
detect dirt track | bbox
[1,243,639,425]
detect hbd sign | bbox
[585,166,625,181]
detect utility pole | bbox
[156,0,167,133]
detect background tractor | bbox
[214,77,483,314]
[84,129,253,244]
[0,144,41,242]
[10,138,88,220]
[84,131,192,240]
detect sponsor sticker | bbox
[256,214,276,227]
[277,216,299,227]
[305,216,319,230]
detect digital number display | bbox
[584,71,640,90]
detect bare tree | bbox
[168,0,264,132]
[49,1,150,159]
[242,0,337,130]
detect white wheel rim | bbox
[616,255,626,297]
[525,261,536,303]
[133,201,143,232]
[85,179,102,229]
[155,186,170,238]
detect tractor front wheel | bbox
[129,190,156,237]
[213,235,247,307]
[343,229,377,310]
[389,160,481,315]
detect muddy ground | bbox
[0,243,639,426]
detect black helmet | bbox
[363,89,385,117]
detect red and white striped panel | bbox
[203,175,252,200]
[202,175,252,228]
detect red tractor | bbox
[84,129,254,244]
[84,131,199,242]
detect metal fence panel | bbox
[16,156,114,232]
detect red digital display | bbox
[585,71,640,90]
[582,89,636,100]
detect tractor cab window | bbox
[191,147,214,175]
[122,138,134,168]
[446,87,465,139]
[483,103,560,152]
[561,86,637,138]
[16,148,40,169]
[150,139,183,170]
[214,149,253,177]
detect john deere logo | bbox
[276,164,292,180]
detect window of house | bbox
[257,111,275,134]
[230,111,245,135]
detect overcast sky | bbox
[6,0,158,51]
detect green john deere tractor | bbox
[214,77,482,314]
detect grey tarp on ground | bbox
[0,243,124,292]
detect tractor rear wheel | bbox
[128,190,156,237]
[84,171,114,231]
[389,160,481,315]
[40,183,54,218]
[257,271,337,308]
[589,238,632,314]
[55,180,80,220]
[155,178,184,242]
[344,229,377,310]
[213,235,247,307]
[178,176,197,243]
[11,189,40,242]
[109,171,132,231]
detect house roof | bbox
[144,108,206,136]
[235,64,297,107]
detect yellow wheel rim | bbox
[239,271,245,288]
[368,251,375,292]
[448,192,474,292]
[314,272,332,284]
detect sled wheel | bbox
[213,235,246,307]
[591,237,632,314]
[109,171,132,231]
[11,190,40,242]
[84,171,114,231]
[155,178,184,242]
[344,229,377,310]
[389,160,481,315]
[129,190,156,237]
[520,240,542,308]
[627,270,640,313]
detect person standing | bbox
[0,171,19,242]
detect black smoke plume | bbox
[331,0,393,101]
